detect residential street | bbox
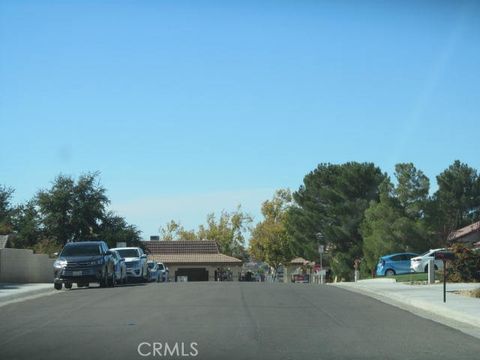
[1,283,479,360]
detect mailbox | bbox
[434,251,455,261]
[434,250,455,303]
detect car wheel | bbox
[54,283,62,291]
[385,269,395,276]
[64,282,72,289]
[110,272,116,287]
[100,270,108,288]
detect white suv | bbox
[111,247,148,282]
[410,248,446,273]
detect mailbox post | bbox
[434,251,455,303]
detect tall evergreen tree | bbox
[287,162,386,280]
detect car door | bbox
[395,254,409,273]
[401,254,416,273]
[393,254,411,274]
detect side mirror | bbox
[141,254,147,259]
[105,250,113,256]
[53,252,59,257]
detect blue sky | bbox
[1,0,479,237]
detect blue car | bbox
[376,252,418,277]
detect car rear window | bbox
[61,244,101,257]
[117,249,139,258]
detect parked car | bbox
[110,247,148,282]
[53,241,116,290]
[376,252,418,276]
[157,262,169,282]
[410,248,447,273]
[111,250,127,285]
[147,260,161,282]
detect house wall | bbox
[165,264,242,282]
[0,248,54,283]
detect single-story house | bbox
[447,221,480,247]
[143,240,242,282]
[283,257,315,283]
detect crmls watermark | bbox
[137,342,199,357]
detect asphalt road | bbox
[1,282,479,360]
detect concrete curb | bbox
[0,284,57,307]
[331,282,480,339]
[337,283,480,327]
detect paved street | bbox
[1,282,479,360]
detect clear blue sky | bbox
[1,0,479,237]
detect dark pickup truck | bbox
[53,241,116,290]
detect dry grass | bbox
[453,288,480,298]
[472,288,480,298]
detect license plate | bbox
[73,271,82,276]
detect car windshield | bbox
[61,244,101,257]
[116,249,139,258]
[157,264,165,270]
[147,263,155,269]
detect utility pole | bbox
[316,232,325,284]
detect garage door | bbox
[175,268,209,281]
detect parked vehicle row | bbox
[53,241,168,290]
[376,248,447,277]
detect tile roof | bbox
[143,240,219,255]
[150,253,242,265]
[290,257,308,264]
[143,240,243,265]
[447,221,480,242]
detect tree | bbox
[249,189,295,276]
[99,211,143,249]
[157,207,252,260]
[361,178,430,272]
[429,161,480,244]
[10,200,42,249]
[394,163,430,217]
[361,163,434,272]
[287,162,386,280]
[197,206,252,261]
[0,185,15,234]
[159,220,197,241]
[36,173,109,245]
[1,173,142,253]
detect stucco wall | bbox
[0,248,54,283]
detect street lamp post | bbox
[316,232,325,284]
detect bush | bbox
[447,244,480,282]
[32,238,62,257]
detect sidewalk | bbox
[0,283,56,307]
[332,279,480,338]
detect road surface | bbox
[1,282,479,359]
